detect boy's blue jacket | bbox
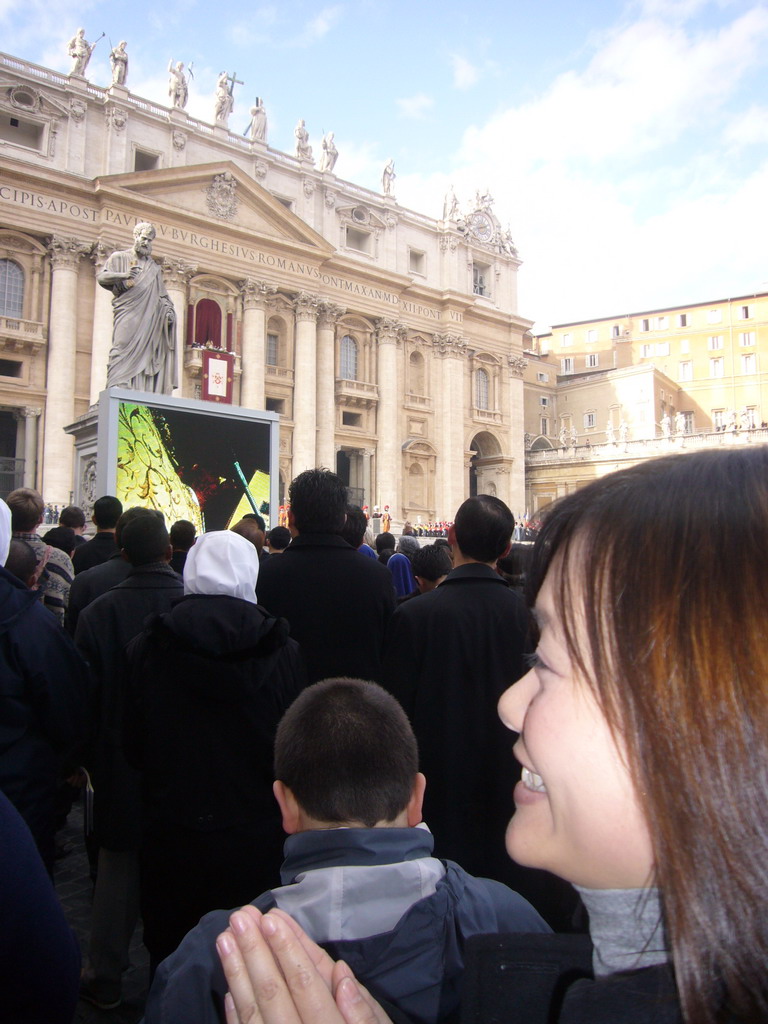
[143,824,550,1024]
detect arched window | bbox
[475,368,489,410]
[0,260,24,318]
[340,335,358,380]
[409,351,425,394]
[194,298,222,347]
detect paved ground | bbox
[54,797,149,1023]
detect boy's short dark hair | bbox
[169,519,196,551]
[42,526,77,556]
[339,504,367,548]
[5,539,37,585]
[375,532,396,553]
[288,468,346,534]
[267,526,291,551]
[6,488,44,532]
[453,495,514,563]
[114,506,160,546]
[59,505,86,530]
[92,495,123,529]
[120,514,169,567]
[412,543,452,582]
[242,512,266,532]
[275,678,418,828]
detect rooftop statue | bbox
[319,132,338,173]
[168,60,189,109]
[110,40,128,86]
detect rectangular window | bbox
[560,357,573,374]
[739,331,755,347]
[683,412,694,434]
[134,149,160,171]
[346,226,372,253]
[656,342,669,356]
[678,361,693,381]
[640,318,650,332]
[536,371,549,382]
[678,313,688,327]
[586,353,599,368]
[472,262,490,297]
[707,335,723,350]
[642,344,653,357]
[679,338,690,354]
[611,325,620,338]
[408,249,426,275]
[583,412,595,429]
[745,407,756,428]
[741,353,756,374]
[561,332,573,347]
[0,359,22,378]
[0,112,44,151]
[265,397,284,415]
[655,316,668,330]
[540,417,548,435]
[586,329,597,343]
[707,309,722,324]
[342,411,362,427]
[539,396,549,407]
[740,305,751,319]
[713,409,724,429]
[710,357,724,378]
[266,333,279,366]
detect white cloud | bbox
[295,4,343,46]
[451,54,479,89]
[396,93,434,119]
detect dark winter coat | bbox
[65,551,131,636]
[72,531,119,574]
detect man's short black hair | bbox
[375,532,396,554]
[92,495,123,529]
[412,543,452,582]
[169,519,196,551]
[275,678,418,828]
[59,505,86,530]
[453,495,514,563]
[242,512,266,532]
[42,526,77,556]
[339,504,367,548]
[114,506,160,547]
[5,539,37,585]
[120,514,169,567]
[288,468,347,534]
[267,526,291,551]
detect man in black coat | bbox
[381,496,576,931]
[72,495,122,574]
[75,514,183,1010]
[257,469,396,684]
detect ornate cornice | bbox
[239,278,279,309]
[162,257,198,288]
[375,317,407,344]
[432,331,468,358]
[293,291,319,322]
[48,236,91,269]
[317,300,346,329]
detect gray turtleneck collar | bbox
[574,885,668,977]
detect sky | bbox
[2,0,768,331]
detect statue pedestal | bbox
[64,404,100,514]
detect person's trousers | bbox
[84,847,140,998]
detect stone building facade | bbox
[0,51,531,523]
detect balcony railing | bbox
[0,316,46,352]
[335,378,378,408]
[525,427,768,465]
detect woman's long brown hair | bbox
[527,447,768,1024]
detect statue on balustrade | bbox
[98,222,177,395]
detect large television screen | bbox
[97,389,278,532]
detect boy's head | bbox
[274,678,424,831]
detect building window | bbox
[655,342,669,356]
[739,331,755,347]
[611,325,620,338]
[682,411,694,434]
[540,417,548,435]
[266,333,279,366]
[561,332,572,347]
[583,412,595,429]
[539,396,549,407]
[586,353,599,368]
[408,249,426,275]
[0,259,24,318]
[655,316,668,329]
[340,335,358,380]
[536,371,549,382]
[678,313,688,327]
[739,305,751,319]
[342,411,362,427]
[194,298,222,347]
[475,368,489,409]
[345,227,371,254]
[265,397,285,415]
[586,329,597,343]
[713,409,724,429]
[640,318,650,332]
[745,407,756,428]
[561,357,573,374]
[472,262,490,297]
[707,309,722,324]
[710,357,724,378]
[707,335,723,350]
[409,350,425,394]
[678,361,693,381]
[679,338,689,354]
[642,344,653,357]
[0,112,44,151]
[741,353,756,374]
[0,359,22,377]
[134,149,160,171]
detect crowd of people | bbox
[0,448,766,1024]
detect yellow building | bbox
[523,294,768,513]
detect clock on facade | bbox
[468,211,494,242]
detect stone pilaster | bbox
[162,257,197,398]
[292,292,319,474]
[362,447,374,510]
[316,301,346,470]
[21,407,41,488]
[433,331,469,519]
[507,352,528,513]
[375,318,406,516]
[43,236,91,504]
[239,279,277,410]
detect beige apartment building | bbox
[523,294,768,512]
[0,49,530,523]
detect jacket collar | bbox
[442,562,506,584]
[287,533,351,550]
[280,825,434,884]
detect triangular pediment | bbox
[94,162,334,253]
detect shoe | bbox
[79,978,122,1011]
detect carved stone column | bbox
[316,301,345,470]
[89,241,114,403]
[362,447,374,510]
[162,257,197,398]
[44,236,90,504]
[21,407,41,488]
[239,279,277,410]
[375,318,405,518]
[292,292,319,474]
[507,352,528,512]
[434,332,469,519]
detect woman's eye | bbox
[524,650,549,672]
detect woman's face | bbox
[498,563,654,889]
